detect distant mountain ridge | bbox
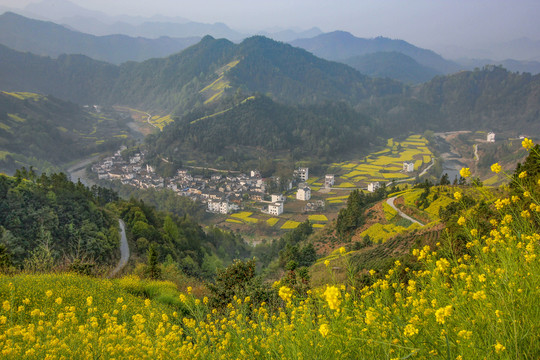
[290,31,461,74]
[342,52,442,84]
[0,12,200,64]
[0,35,405,112]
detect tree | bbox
[144,245,162,280]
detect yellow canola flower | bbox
[519,171,527,179]
[86,296,93,307]
[55,297,62,305]
[435,305,452,324]
[491,163,502,173]
[2,300,10,311]
[323,286,341,310]
[324,259,330,267]
[339,247,346,255]
[460,167,471,178]
[278,286,293,303]
[494,341,506,353]
[46,290,53,297]
[454,192,462,200]
[319,324,330,337]
[522,138,534,151]
[457,216,466,226]
[403,324,419,337]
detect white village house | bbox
[294,167,309,182]
[403,162,414,172]
[267,202,284,216]
[296,186,311,201]
[487,132,496,142]
[367,182,380,192]
[324,174,335,188]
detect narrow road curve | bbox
[109,219,130,278]
[419,158,435,177]
[145,112,159,130]
[474,144,479,161]
[386,196,424,226]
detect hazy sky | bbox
[1,0,539,49]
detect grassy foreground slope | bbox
[0,143,539,359]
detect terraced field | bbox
[330,135,433,188]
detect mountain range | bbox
[0,12,200,64]
[2,11,540,85]
[0,35,404,113]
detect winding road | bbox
[386,196,424,226]
[109,220,130,277]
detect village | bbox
[90,147,338,217]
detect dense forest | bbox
[0,170,119,270]
[0,169,253,279]
[145,96,382,168]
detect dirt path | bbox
[386,196,424,226]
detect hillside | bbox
[0,35,404,113]
[0,44,118,105]
[342,51,441,84]
[291,31,460,74]
[0,91,129,174]
[146,96,380,168]
[0,172,120,270]
[357,66,540,134]
[0,145,538,358]
[0,12,200,64]
[414,65,540,132]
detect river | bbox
[66,155,100,187]
[434,131,468,182]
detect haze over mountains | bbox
[1,0,540,74]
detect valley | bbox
[0,4,539,358]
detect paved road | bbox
[386,196,424,226]
[109,220,130,277]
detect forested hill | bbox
[0,43,117,105]
[225,36,404,105]
[0,35,404,113]
[0,91,129,174]
[357,66,540,134]
[414,65,540,132]
[0,170,251,278]
[145,96,380,166]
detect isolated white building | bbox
[324,174,335,188]
[403,162,414,172]
[487,132,496,142]
[295,167,309,182]
[296,186,312,201]
[367,182,380,193]
[271,194,285,203]
[267,202,284,216]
